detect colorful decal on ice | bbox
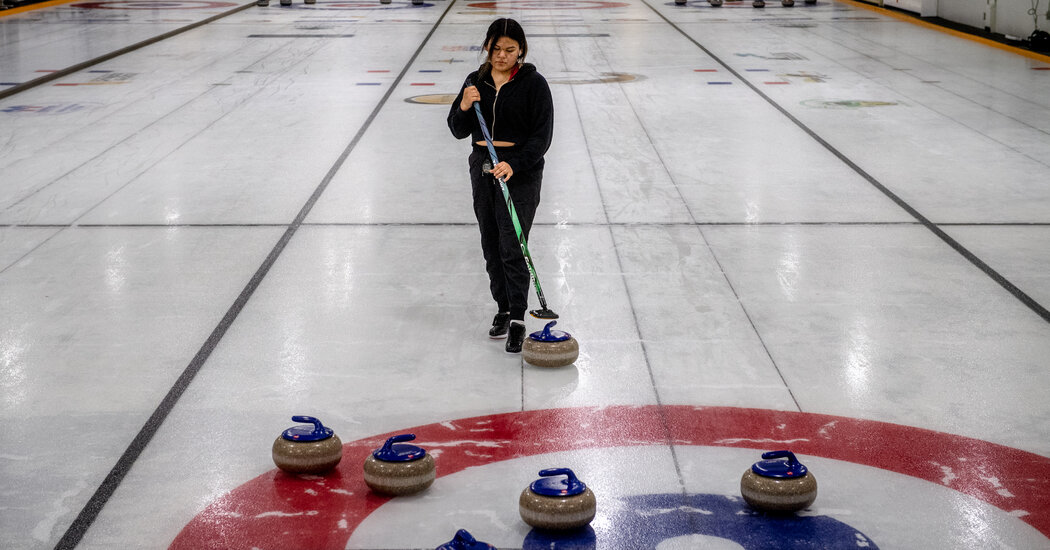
[52,72,138,86]
[546,71,642,85]
[802,99,900,108]
[1,102,103,115]
[405,93,459,104]
[735,52,808,60]
[779,71,828,82]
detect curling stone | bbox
[436,529,496,550]
[753,0,765,6]
[709,0,723,5]
[740,450,817,512]
[522,321,579,368]
[782,0,794,5]
[363,433,436,496]
[674,0,685,5]
[272,416,343,474]
[519,468,596,531]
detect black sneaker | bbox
[505,321,526,353]
[489,312,510,339]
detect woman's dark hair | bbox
[479,18,527,75]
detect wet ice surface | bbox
[1,0,1049,548]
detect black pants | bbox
[469,148,542,321]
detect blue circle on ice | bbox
[521,493,879,549]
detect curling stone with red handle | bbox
[740,450,818,512]
[363,434,436,496]
[435,529,496,550]
[271,416,343,474]
[519,468,596,530]
[522,321,579,368]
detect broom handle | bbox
[471,101,551,312]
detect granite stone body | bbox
[363,453,436,496]
[522,321,579,368]
[518,486,596,530]
[522,336,579,368]
[740,469,818,512]
[271,434,343,474]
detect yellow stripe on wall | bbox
[1,0,85,17]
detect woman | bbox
[447,18,554,354]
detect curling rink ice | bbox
[2,0,1050,547]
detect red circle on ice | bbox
[72,0,235,8]
[171,406,1050,549]
[467,0,628,8]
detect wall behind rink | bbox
[855,0,1050,41]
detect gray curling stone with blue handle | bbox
[363,434,436,495]
[522,321,579,368]
[519,468,596,530]
[272,416,343,474]
[740,450,818,512]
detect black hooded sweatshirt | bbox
[447,63,554,175]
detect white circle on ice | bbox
[657,535,746,550]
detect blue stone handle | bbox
[761,450,798,465]
[540,320,557,339]
[539,467,574,477]
[290,416,327,435]
[381,433,417,452]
